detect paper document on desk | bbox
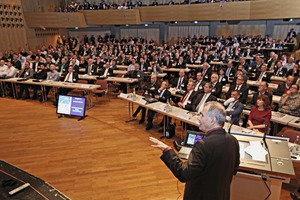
[238,142,246,159]
[272,112,286,119]
[244,141,267,162]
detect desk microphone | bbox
[228,120,234,134]
[262,118,272,172]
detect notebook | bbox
[178,130,206,160]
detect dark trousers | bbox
[133,106,146,120]
[18,84,30,98]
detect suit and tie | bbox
[179,90,199,111]
[191,93,217,112]
[224,100,244,125]
[211,82,223,98]
[226,83,249,104]
[172,77,188,91]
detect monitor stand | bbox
[58,114,88,121]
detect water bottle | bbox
[292,136,300,156]
[165,99,170,113]
[132,88,137,101]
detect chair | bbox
[71,80,88,96]
[92,79,109,102]
[276,127,300,143]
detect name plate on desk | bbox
[153,105,165,111]
[80,85,90,89]
[138,99,147,105]
[178,113,191,120]
[273,112,286,119]
[119,93,128,98]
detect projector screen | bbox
[56,95,86,118]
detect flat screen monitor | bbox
[56,95,86,118]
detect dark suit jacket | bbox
[251,91,273,106]
[58,63,69,74]
[180,91,198,111]
[194,80,206,94]
[139,62,149,73]
[161,129,240,200]
[157,89,171,103]
[32,62,41,72]
[62,71,79,83]
[190,93,217,112]
[33,69,47,80]
[273,67,287,77]
[273,83,288,96]
[226,83,249,104]
[211,82,223,98]
[286,69,300,78]
[172,77,188,91]
[218,75,228,86]
[124,70,144,81]
[98,67,114,77]
[143,82,160,97]
[201,68,212,82]
[163,60,173,68]
[225,101,244,125]
[85,64,98,75]
[255,71,271,83]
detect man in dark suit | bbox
[175,56,186,69]
[194,72,206,94]
[286,64,300,78]
[113,63,144,93]
[16,61,34,100]
[255,64,271,83]
[224,90,244,125]
[177,81,198,111]
[54,65,79,106]
[145,81,171,130]
[86,58,98,75]
[192,82,217,112]
[226,75,249,104]
[32,64,47,100]
[200,62,212,82]
[58,57,69,74]
[273,75,294,96]
[162,55,173,68]
[225,60,236,81]
[32,55,41,72]
[251,81,273,105]
[139,57,149,73]
[98,62,114,77]
[132,74,160,124]
[150,101,240,200]
[210,73,223,98]
[273,61,287,77]
[172,69,188,91]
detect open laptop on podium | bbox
[178,130,206,159]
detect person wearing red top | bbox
[248,95,272,133]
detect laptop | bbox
[178,130,206,160]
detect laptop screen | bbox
[185,130,205,147]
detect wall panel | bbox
[215,24,266,37]
[120,28,159,42]
[168,26,209,43]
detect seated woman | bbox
[247,94,272,133]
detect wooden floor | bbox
[0,95,297,199]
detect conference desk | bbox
[116,65,128,70]
[185,64,202,69]
[113,70,167,78]
[271,76,286,82]
[0,78,100,108]
[287,117,300,129]
[118,94,294,200]
[162,68,191,73]
[247,80,278,90]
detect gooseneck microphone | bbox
[228,120,234,134]
[262,118,272,172]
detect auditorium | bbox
[0,0,300,199]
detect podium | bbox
[230,132,295,200]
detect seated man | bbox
[177,80,198,111]
[17,61,34,100]
[54,65,78,106]
[145,81,171,130]
[224,90,244,125]
[210,73,223,98]
[171,69,188,91]
[278,84,300,117]
[132,74,159,124]
[32,64,47,99]
[98,61,114,77]
[273,75,294,96]
[192,82,217,113]
[251,81,273,106]
[42,64,60,101]
[194,72,206,94]
[113,63,144,93]
[226,75,249,104]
